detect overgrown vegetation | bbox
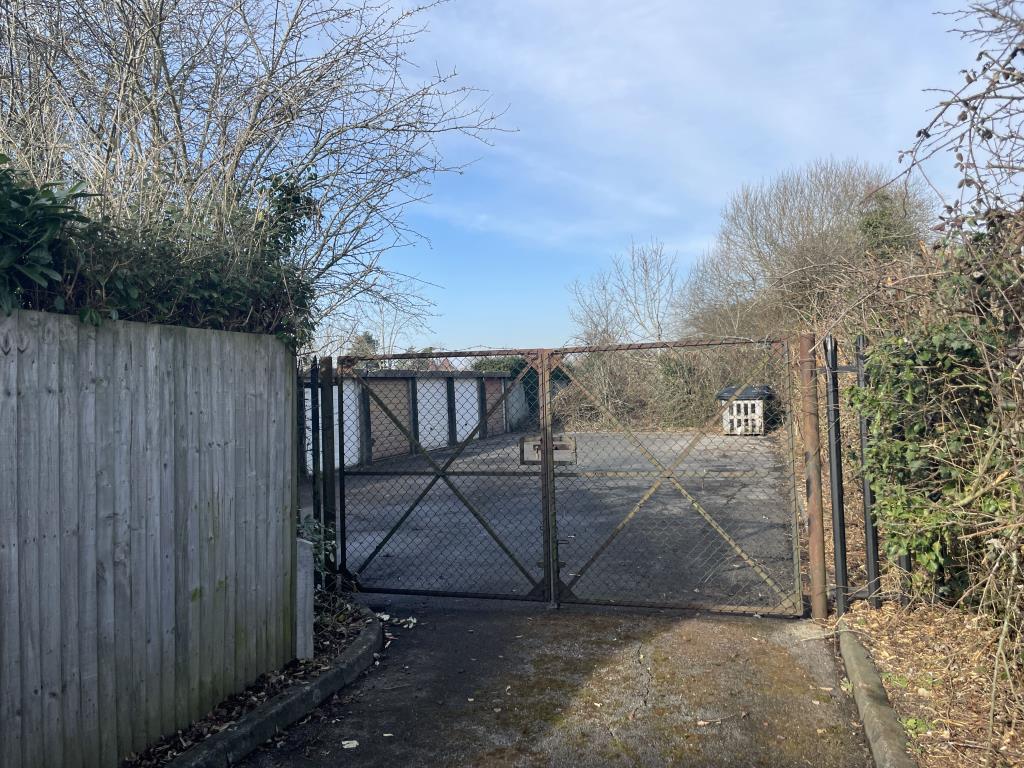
[1,158,316,345]
[851,226,1022,590]
[0,0,494,347]
[842,3,1024,742]
[549,345,788,433]
[0,156,87,313]
[562,3,1024,754]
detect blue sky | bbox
[384,1,974,350]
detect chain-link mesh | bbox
[341,353,546,599]
[335,341,802,614]
[549,341,801,614]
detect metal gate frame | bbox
[307,339,804,615]
[347,356,548,600]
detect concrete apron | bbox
[240,596,873,768]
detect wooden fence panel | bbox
[0,310,296,768]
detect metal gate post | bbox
[320,356,338,590]
[338,366,348,581]
[538,350,559,607]
[855,336,881,608]
[297,366,307,477]
[309,358,323,529]
[823,336,849,616]
[800,334,828,619]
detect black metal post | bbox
[824,335,849,616]
[477,377,489,439]
[409,377,420,453]
[337,369,348,580]
[296,367,307,478]
[855,336,881,608]
[320,356,338,590]
[308,358,322,588]
[359,382,372,465]
[446,377,457,446]
[309,357,322,526]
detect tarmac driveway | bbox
[239,596,872,768]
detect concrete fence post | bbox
[295,538,315,660]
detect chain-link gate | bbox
[328,340,803,615]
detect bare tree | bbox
[904,0,1024,222]
[676,158,934,338]
[0,0,498,333]
[570,240,679,344]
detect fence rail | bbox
[0,309,297,768]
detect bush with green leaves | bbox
[851,221,1023,609]
[1,160,315,347]
[0,155,87,313]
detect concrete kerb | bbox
[837,618,917,768]
[166,605,384,768]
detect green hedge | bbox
[1,158,314,347]
[851,223,1023,603]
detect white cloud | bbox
[403,0,973,255]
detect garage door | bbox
[416,378,449,449]
[369,379,411,460]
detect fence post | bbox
[359,382,372,465]
[800,333,828,619]
[309,358,323,543]
[297,366,307,478]
[337,366,348,581]
[823,336,849,616]
[446,377,457,446]
[855,336,882,608]
[408,377,420,452]
[320,356,338,591]
[537,350,559,608]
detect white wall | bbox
[303,380,361,472]
[505,381,530,430]
[453,379,480,442]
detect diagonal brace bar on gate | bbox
[559,354,788,600]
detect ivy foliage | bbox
[851,222,1023,598]
[1,160,315,347]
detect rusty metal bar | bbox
[338,337,783,364]
[783,340,805,614]
[538,350,559,606]
[800,333,828,620]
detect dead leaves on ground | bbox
[123,596,373,768]
[846,602,1022,768]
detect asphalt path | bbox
[334,430,800,613]
[238,596,871,768]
